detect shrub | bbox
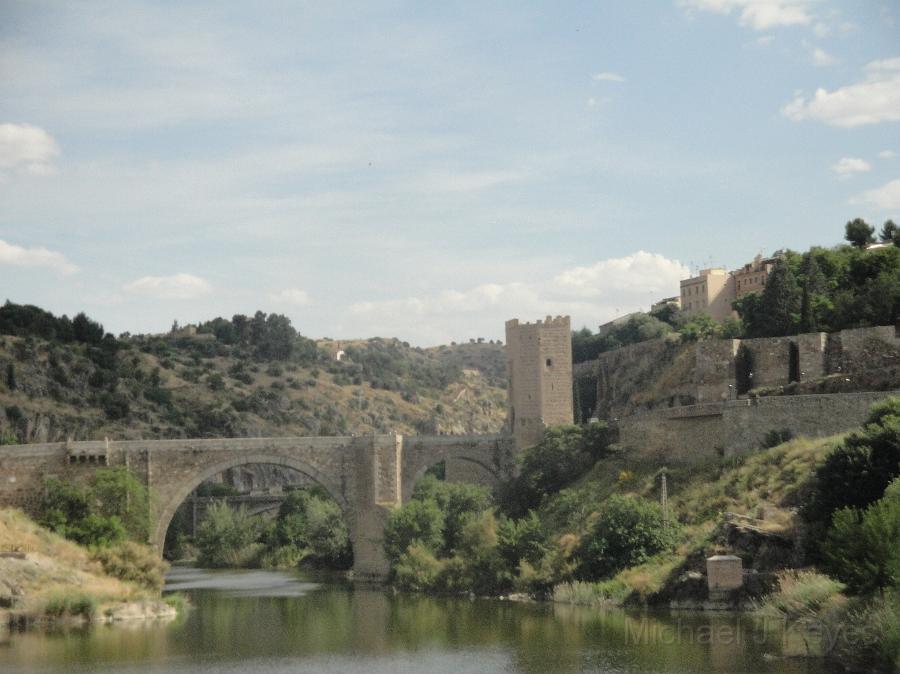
[823,478,900,594]
[93,541,169,591]
[576,495,679,580]
[411,475,491,555]
[393,543,445,592]
[804,397,900,538]
[497,511,548,570]
[44,591,97,619]
[195,502,262,568]
[383,499,444,564]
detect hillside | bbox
[0,509,173,625]
[0,304,508,444]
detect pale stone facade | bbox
[505,316,574,447]
[679,268,736,322]
[733,254,777,298]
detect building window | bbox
[545,358,553,368]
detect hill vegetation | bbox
[0,302,507,444]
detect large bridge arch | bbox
[151,452,351,554]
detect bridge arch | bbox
[152,453,351,553]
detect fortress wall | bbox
[796,332,827,380]
[0,443,69,513]
[694,339,739,403]
[595,338,695,417]
[836,326,900,376]
[616,390,897,464]
[740,337,793,388]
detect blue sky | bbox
[1,0,898,344]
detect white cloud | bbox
[0,239,79,274]
[552,251,689,297]
[811,47,835,66]
[346,251,689,344]
[756,35,775,45]
[851,178,900,211]
[592,72,626,83]
[268,288,311,306]
[678,0,816,30]
[123,273,212,299]
[831,157,871,179]
[0,123,60,177]
[783,57,900,127]
[880,150,897,159]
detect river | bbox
[0,567,840,673]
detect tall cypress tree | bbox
[800,252,825,333]
[760,258,801,337]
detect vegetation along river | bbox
[0,566,844,674]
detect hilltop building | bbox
[733,254,777,298]
[679,268,735,322]
[505,315,574,447]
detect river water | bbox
[0,567,839,674]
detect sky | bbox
[1,0,899,345]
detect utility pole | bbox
[660,467,669,529]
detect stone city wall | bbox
[615,390,897,464]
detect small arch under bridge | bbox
[0,434,517,579]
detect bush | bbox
[500,425,602,517]
[195,502,262,568]
[392,543,445,592]
[411,475,491,555]
[576,495,679,580]
[804,397,900,538]
[93,541,169,591]
[43,591,97,619]
[383,499,444,564]
[497,511,548,570]
[823,478,900,594]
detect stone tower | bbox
[505,315,574,447]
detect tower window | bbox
[545,358,553,368]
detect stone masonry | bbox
[0,434,516,580]
[505,316,574,447]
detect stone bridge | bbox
[0,433,516,579]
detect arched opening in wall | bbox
[574,376,597,424]
[409,456,499,500]
[789,342,800,383]
[736,345,754,395]
[162,462,353,571]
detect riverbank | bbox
[0,509,177,628]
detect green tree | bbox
[383,499,444,564]
[757,258,801,336]
[879,219,898,243]
[4,362,15,391]
[195,502,261,567]
[845,218,875,248]
[824,478,900,594]
[576,495,679,580]
[799,251,827,333]
[90,468,151,542]
[411,475,491,555]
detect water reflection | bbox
[0,567,840,674]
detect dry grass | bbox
[0,509,150,618]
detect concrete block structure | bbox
[707,555,743,592]
[505,316,574,447]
